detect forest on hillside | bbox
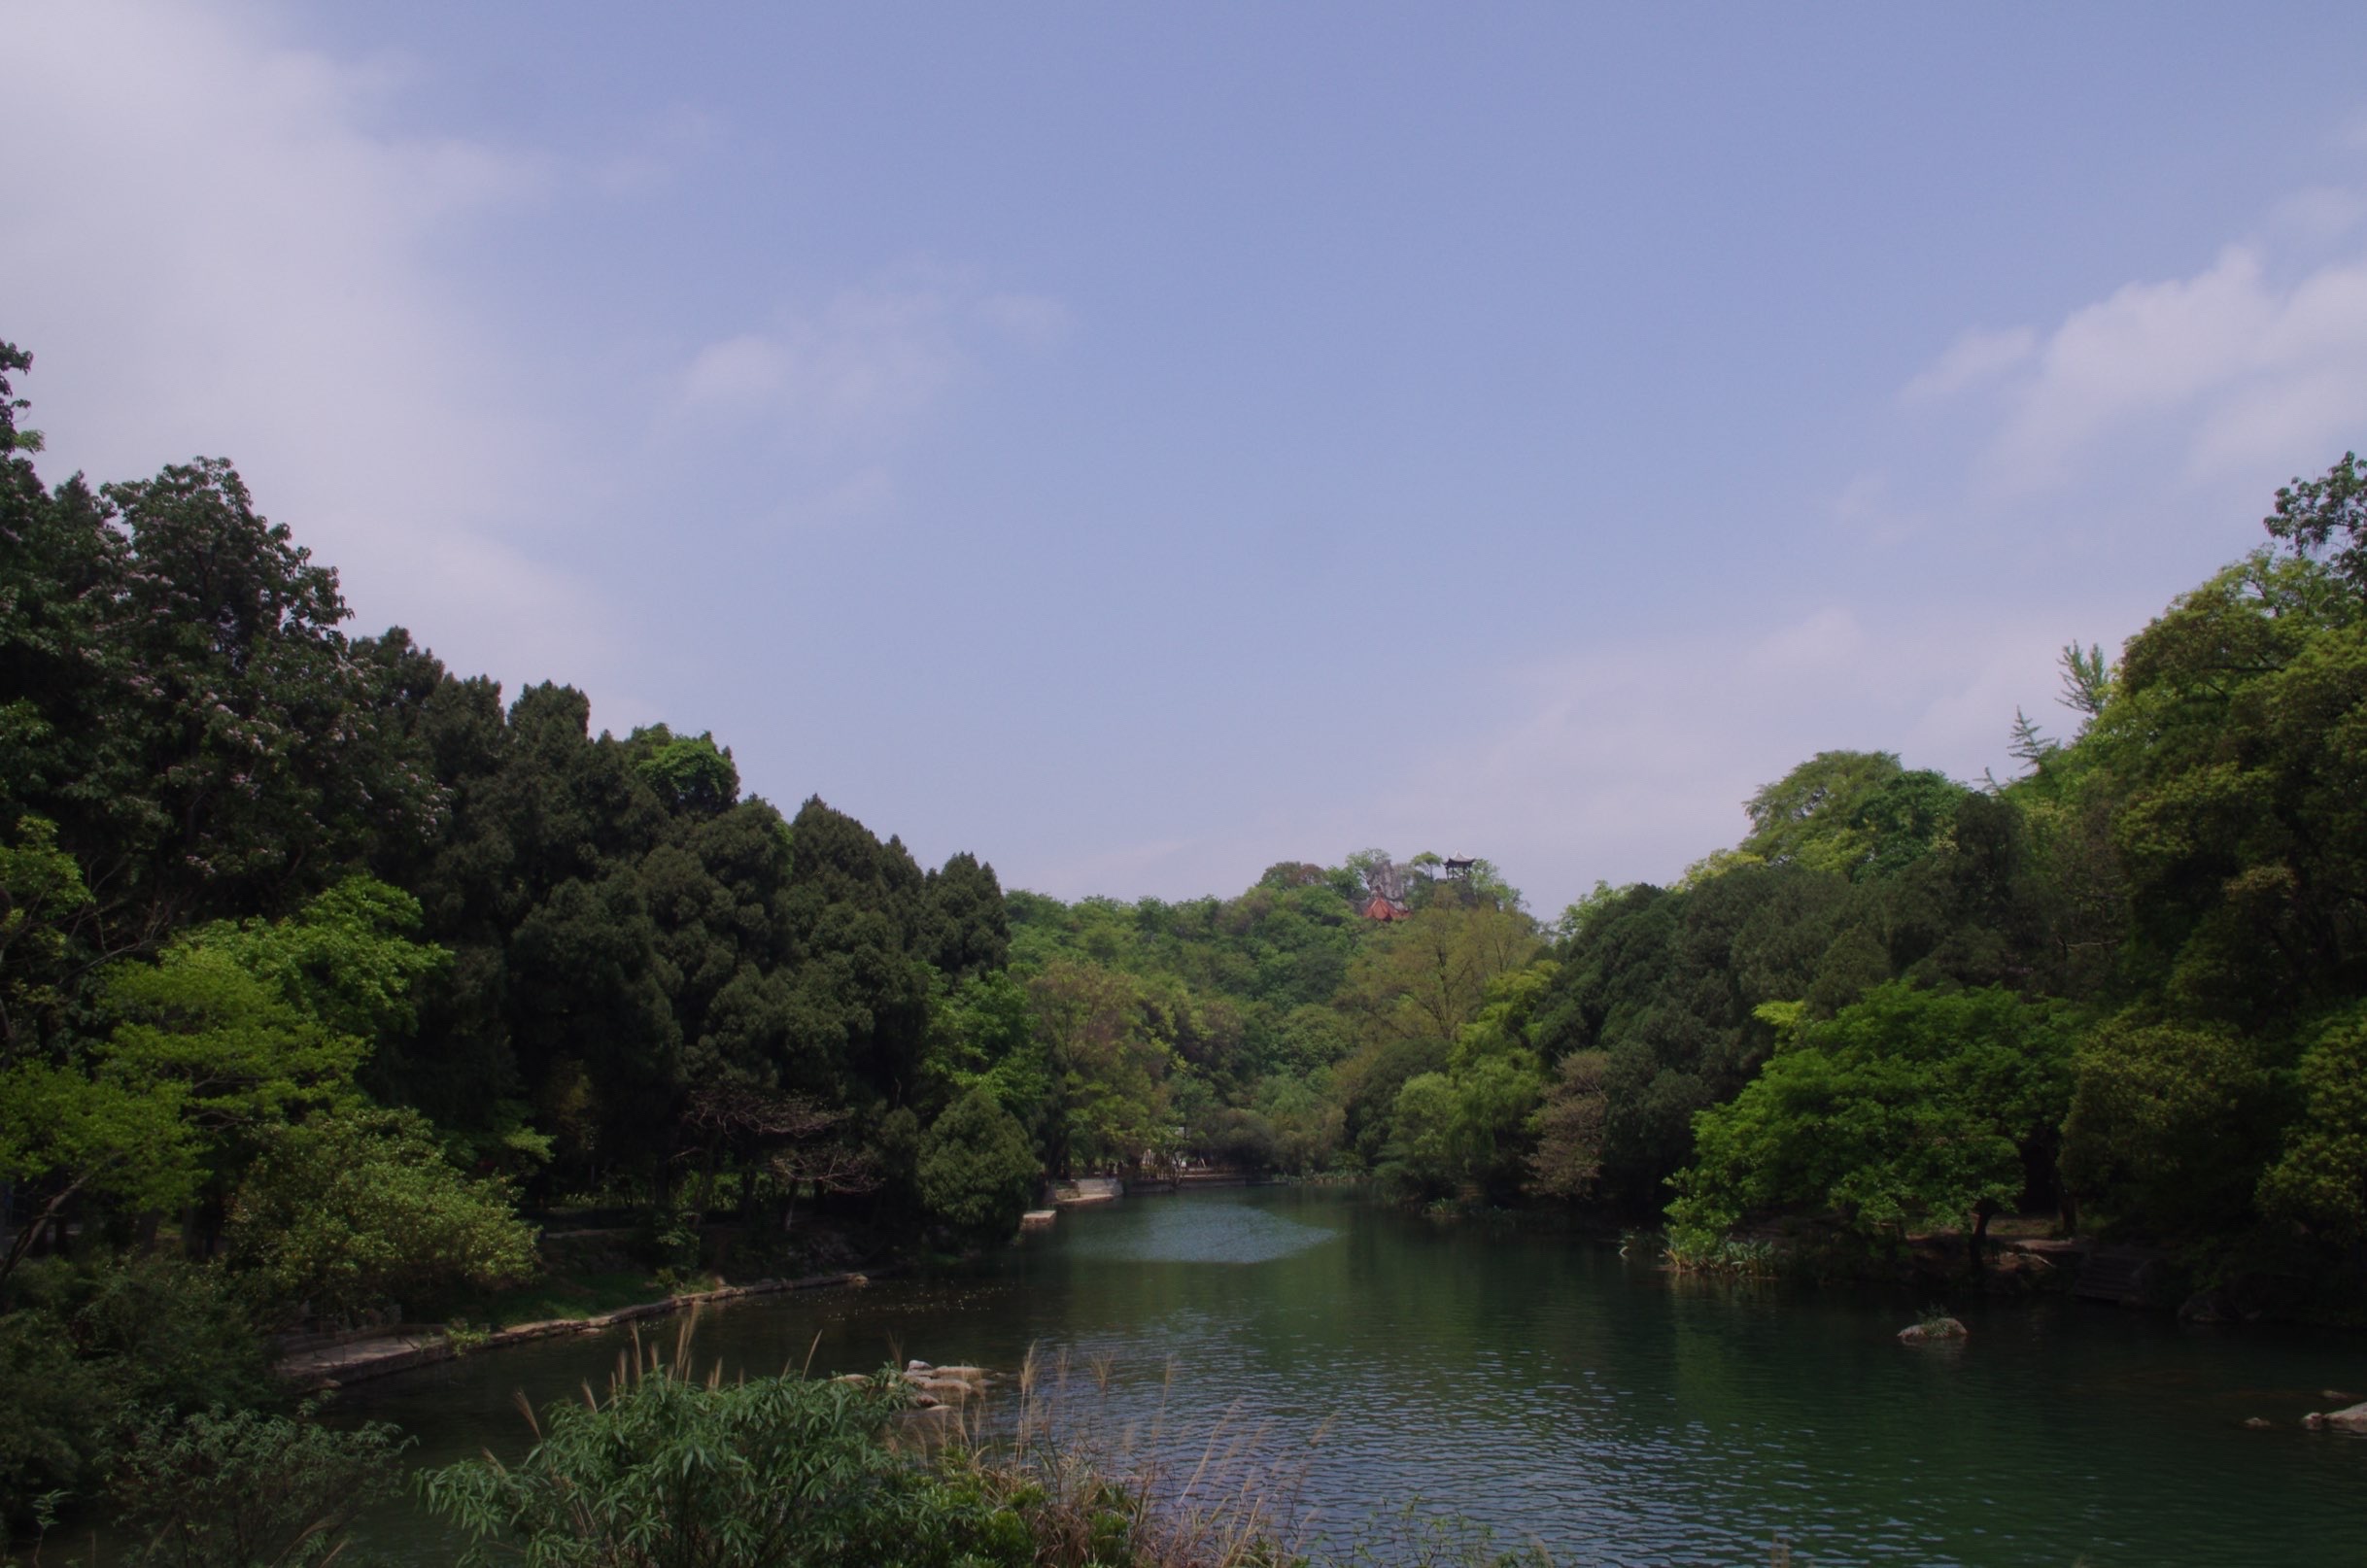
[5,335,2367,1532]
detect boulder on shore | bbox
[1897,1316,1969,1346]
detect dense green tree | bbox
[1672,984,2075,1265]
[2255,1005,2367,1247]
[2,877,437,1280]
[921,850,1012,981]
[223,1106,537,1321]
[1527,1049,1610,1202]
[916,1086,1040,1243]
[2096,564,2367,1021]
[2264,448,2367,597]
[924,970,1047,1127]
[2060,1016,2287,1243]
[625,724,740,816]
[1738,750,1906,874]
[1025,958,1172,1173]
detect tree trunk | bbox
[0,1181,81,1285]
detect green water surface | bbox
[349,1186,2365,1565]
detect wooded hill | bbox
[5,334,2367,1523]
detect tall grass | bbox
[424,1315,1816,1568]
[920,1343,1584,1568]
[1660,1227,1780,1278]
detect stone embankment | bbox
[276,1268,894,1390]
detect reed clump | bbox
[419,1312,1320,1568]
[928,1342,1314,1568]
[426,1316,1839,1568]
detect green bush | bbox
[108,1404,407,1568]
[422,1346,1010,1568]
[0,1254,280,1526]
[644,1191,704,1277]
[0,1307,103,1527]
[224,1106,539,1322]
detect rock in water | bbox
[1898,1317,1969,1345]
[2302,1400,2367,1432]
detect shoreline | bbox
[277,1263,906,1390]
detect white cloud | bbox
[1317,605,2075,913]
[681,334,795,409]
[0,0,612,694]
[659,274,1069,529]
[1756,606,1867,671]
[1026,600,2094,914]
[668,283,999,452]
[1901,325,2036,403]
[1994,247,2281,480]
[1910,237,2367,490]
[1830,472,1924,547]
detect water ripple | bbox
[349,1188,2367,1566]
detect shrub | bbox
[224,1106,538,1322]
[108,1405,407,1568]
[421,1330,1003,1568]
[0,1254,280,1527]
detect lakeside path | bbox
[277,1267,898,1389]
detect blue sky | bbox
[13,3,2367,913]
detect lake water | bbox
[353,1186,2366,1565]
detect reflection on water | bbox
[1061,1195,1339,1264]
[348,1187,2367,1566]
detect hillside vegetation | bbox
[5,336,2366,1540]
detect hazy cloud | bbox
[976,292,1076,351]
[1072,605,2076,917]
[1,0,613,695]
[669,280,1052,451]
[1901,325,2036,403]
